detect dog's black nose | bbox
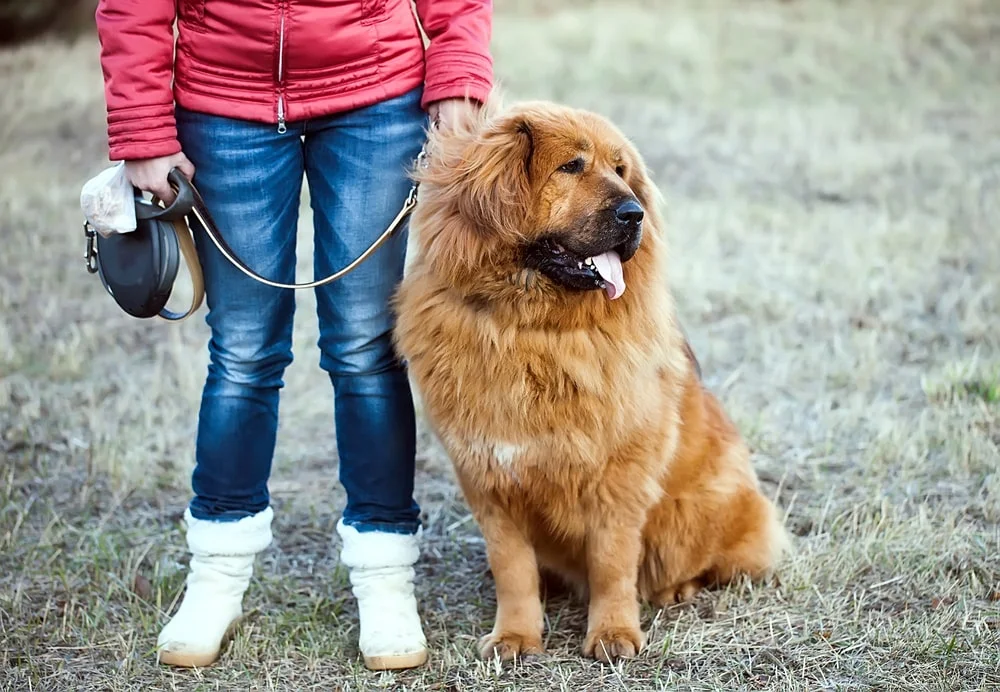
[615,199,644,226]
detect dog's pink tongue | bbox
[590,251,625,300]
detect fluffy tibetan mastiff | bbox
[392,96,789,663]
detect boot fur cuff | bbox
[337,518,421,570]
[184,507,274,556]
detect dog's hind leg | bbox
[651,577,705,606]
[701,490,790,590]
[639,485,788,609]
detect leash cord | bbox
[175,146,425,291]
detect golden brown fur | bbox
[392,94,789,663]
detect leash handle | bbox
[165,162,420,291]
[136,174,198,223]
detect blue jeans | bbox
[175,88,426,535]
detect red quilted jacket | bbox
[95,0,494,162]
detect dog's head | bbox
[410,95,666,310]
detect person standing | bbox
[93,0,493,671]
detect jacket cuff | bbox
[106,103,182,161]
[421,51,494,109]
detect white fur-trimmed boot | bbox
[156,507,274,667]
[336,518,428,670]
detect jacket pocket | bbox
[361,0,389,25]
[179,0,207,28]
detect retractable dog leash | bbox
[83,148,426,322]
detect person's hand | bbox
[125,152,195,204]
[427,98,480,131]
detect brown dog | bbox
[392,96,789,663]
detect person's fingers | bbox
[149,178,176,204]
[124,156,193,203]
[125,169,144,192]
[175,156,196,181]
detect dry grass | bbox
[2,0,999,689]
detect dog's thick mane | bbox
[403,90,678,339]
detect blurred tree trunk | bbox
[0,0,98,46]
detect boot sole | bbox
[156,614,243,668]
[157,648,221,668]
[363,649,429,671]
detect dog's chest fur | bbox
[401,291,678,502]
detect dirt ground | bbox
[1,1,998,690]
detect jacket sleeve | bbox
[95,0,180,162]
[413,0,494,109]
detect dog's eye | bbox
[615,164,626,178]
[558,158,585,174]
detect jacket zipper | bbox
[276,2,287,133]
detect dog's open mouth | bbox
[530,239,628,300]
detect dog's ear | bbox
[410,107,535,280]
[454,113,535,240]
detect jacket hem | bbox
[174,69,426,126]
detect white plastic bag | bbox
[80,161,136,237]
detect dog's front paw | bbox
[583,625,645,663]
[478,630,544,661]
